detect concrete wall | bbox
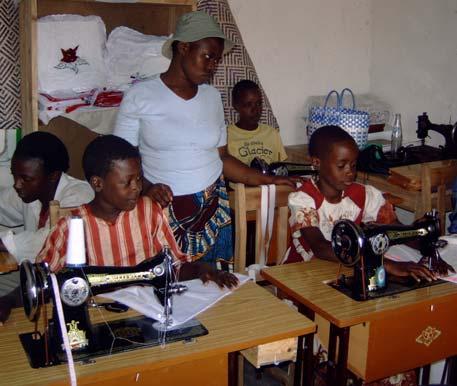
[228,0,372,145]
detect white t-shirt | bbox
[114,76,226,196]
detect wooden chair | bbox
[228,183,294,274]
[49,200,78,227]
[228,183,297,386]
[420,159,457,233]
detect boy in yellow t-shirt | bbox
[228,80,287,166]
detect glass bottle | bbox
[391,113,403,159]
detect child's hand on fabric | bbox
[419,256,455,277]
[197,264,239,289]
[385,260,437,282]
[145,183,173,208]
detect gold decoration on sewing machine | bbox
[386,228,427,240]
[87,271,157,286]
[66,320,89,350]
[415,326,441,347]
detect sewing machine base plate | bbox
[19,316,208,368]
[328,276,445,301]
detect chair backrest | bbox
[228,183,294,273]
[420,159,457,233]
[49,200,78,227]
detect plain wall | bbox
[228,0,372,145]
[370,0,457,146]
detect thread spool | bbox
[66,216,86,266]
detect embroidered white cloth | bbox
[105,27,170,88]
[102,273,251,327]
[38,14,107,93]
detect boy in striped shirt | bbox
[37,135,238,288]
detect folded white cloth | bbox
[105,26,170,87]
[102,274,251,327]
[38,14,108,93]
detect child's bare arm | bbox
[218,146,297,188]
[384,260,437,282]
[301,227,339,262]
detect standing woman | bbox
[114,11,295,265]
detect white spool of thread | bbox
[66,216,86,266]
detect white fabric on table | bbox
[102,274,250,327]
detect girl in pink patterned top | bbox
[282,125,436,282]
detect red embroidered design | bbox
[54,46,89,74]
[61,46,79,63]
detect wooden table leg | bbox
[328,324,350,386]
[229,352,238,386]
[294,335,304,386]
[295,305,315,386]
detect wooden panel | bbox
[365,295,457,382]
[19,0,38,134]
[50,354,227,386]
[241,338,297,368]
[284,144,309,163]
[39,117,100,180]
[389,159,457,191]
[36,0,194,35]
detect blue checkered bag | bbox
[307,88,370,148]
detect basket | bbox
[307,88,370,149]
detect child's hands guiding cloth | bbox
[179,261,239,289]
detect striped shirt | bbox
[37,196,190,272]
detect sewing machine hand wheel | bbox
[331,220,364,267]
[20,260,49,322]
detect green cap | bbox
[161,11,234,59]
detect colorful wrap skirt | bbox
[165,175,233,264]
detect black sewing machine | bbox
[250,157,316,176]
[19,248,207,368]
[371,112,457,170]
[330,211,448,301]
[416,112,457,159]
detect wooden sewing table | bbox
[0,281,316,386]
[357,159,457,223]
[261,260,457,385]
[0,251,18,274]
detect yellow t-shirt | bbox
[227,123,287,166]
